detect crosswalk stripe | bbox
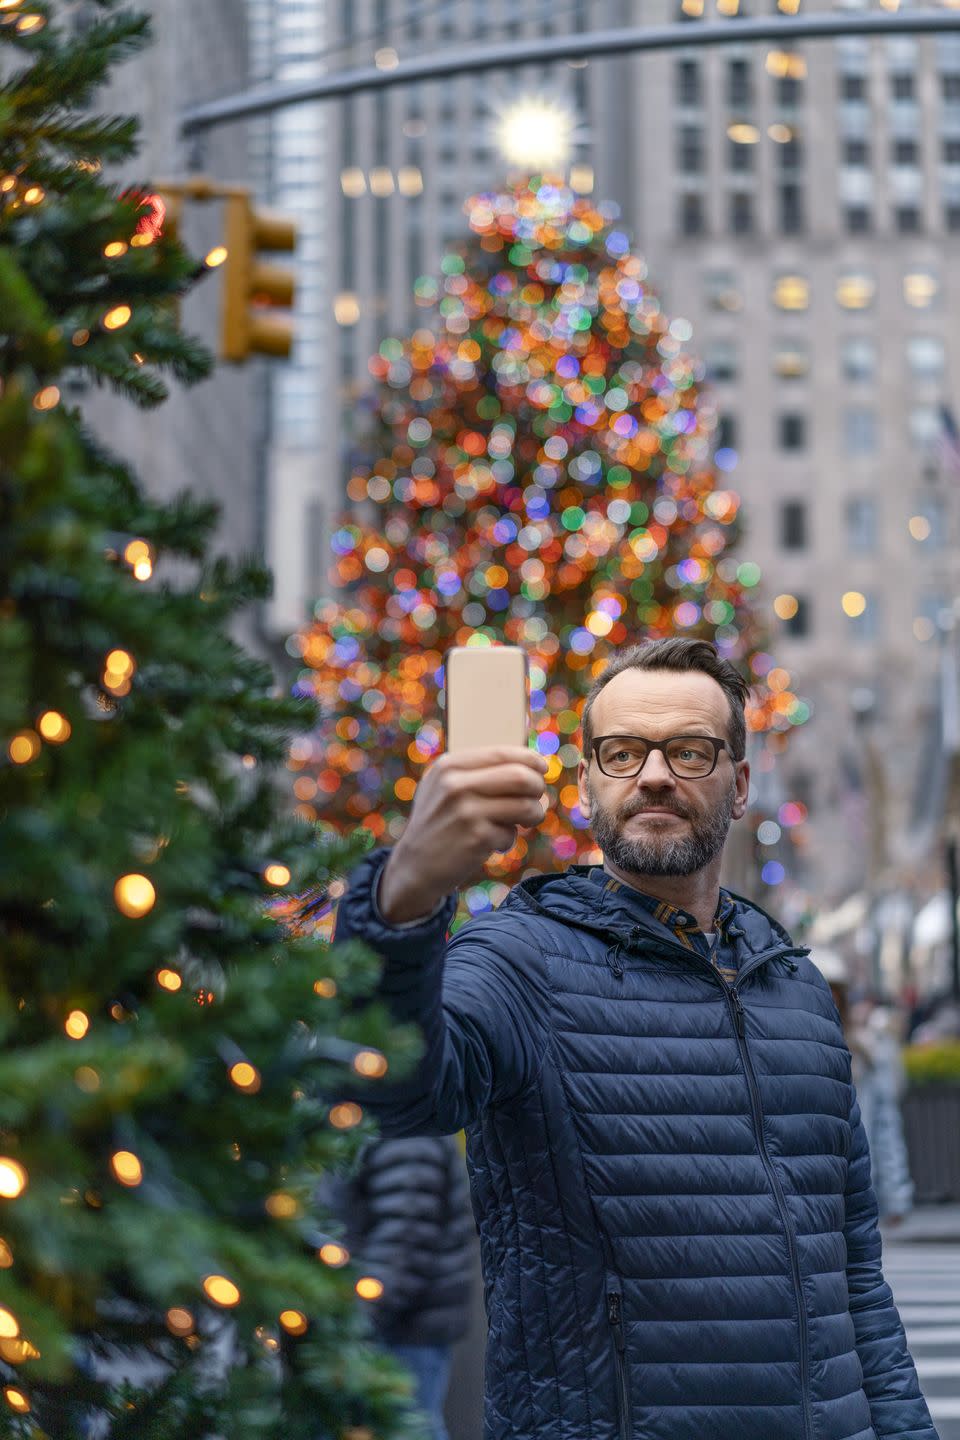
[916,1359,960,1377]
[900,1326,960,1346]
[885,1242,960,1438]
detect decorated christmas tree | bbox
[293,179,810,913]
[0,5,422,1436]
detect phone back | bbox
[444,646,528,752]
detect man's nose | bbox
[637,750,676,787]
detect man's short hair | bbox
[580,637,750,762]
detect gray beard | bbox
[587,777,736,878]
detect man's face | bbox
[576,668,750,878]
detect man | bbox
[335,637,937,1440]
[334,1134,473,1440]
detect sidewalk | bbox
[883,1204,960,1243]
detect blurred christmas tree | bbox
[0,4,423,1436]
[293,179,811,911]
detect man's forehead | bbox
[593,668,728,731]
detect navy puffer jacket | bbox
[335,848,939,1440]
[339,1135,474,1346]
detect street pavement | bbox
[884,1222,960,1440]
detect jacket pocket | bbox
[606,1276,632,1440]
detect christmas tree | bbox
[0,5,422,1435]
[293,180,811,914]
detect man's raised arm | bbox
[333,747,549,1135]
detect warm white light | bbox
[728,123,760,145]
[368,167,395,197]
[397,165,423,197]
[333,293,360,326]
[569,164,594,194]
[340,167,366,197]
[495,97,577,171]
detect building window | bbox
[846,496,878,553]
[844,138,870,165]
[729,136,754,172]
[845,206,872,233]
[717,414,738,451]
[727,58,752,107]
[946,203,960,231]
[679,192,705,235]
[836,271,875,309]
[774,339,809,378]
[944,137,960,164]
[896,205,922,233]
[773,273,809,310]
[678,125,704,172]
[779,412,807,450]
[842,336,876,381]
[705,270,742,311]
[779,183,804,233]
[910,404,941,450]
[844,406,878,455]
[942,72,960,101]
[729,191,754,234]
[904,271,938,307]
[891,72,915,100]
[704,337,738,382]
[849,595,879,643]
[677,58,702,105]
[784,596,810,638]
[778,135,803,170]
[777,75,802,106]
[781,500,807,549]
[907,336,945,383]
[912,492,947,548]
[893,138,919,165]
[841,73,867,100]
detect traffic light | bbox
[220,191,297,363]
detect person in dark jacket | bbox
[340,1135,473,1440]
[335,636,938,1440]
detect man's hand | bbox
[378,746,549,924]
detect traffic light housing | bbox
[220,192,297,363]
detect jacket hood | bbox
[502,863,806,968]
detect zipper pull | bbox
[607,941,624,979]
[731,989,746,1037]
[607,1292,625,1347]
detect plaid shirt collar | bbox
[589,866,738,960]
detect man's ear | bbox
[731,759,750,821]
[577,756,591,817]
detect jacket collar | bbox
[502,863,805,971]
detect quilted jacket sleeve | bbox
[843,1088,939,1439]
[333,846,548,1136]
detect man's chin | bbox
[608,844,693,877]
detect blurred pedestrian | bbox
[340,1135,473,1440]
[336,638,938,1440]
[811,948,914,1224]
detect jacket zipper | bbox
[606,1275,631,1440]
[726,984,814,1440]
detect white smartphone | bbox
[444,646,529,753]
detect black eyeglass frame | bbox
[590,734,731,780]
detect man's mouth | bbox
[625,808,686,819]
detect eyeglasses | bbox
[591,734,729,780]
